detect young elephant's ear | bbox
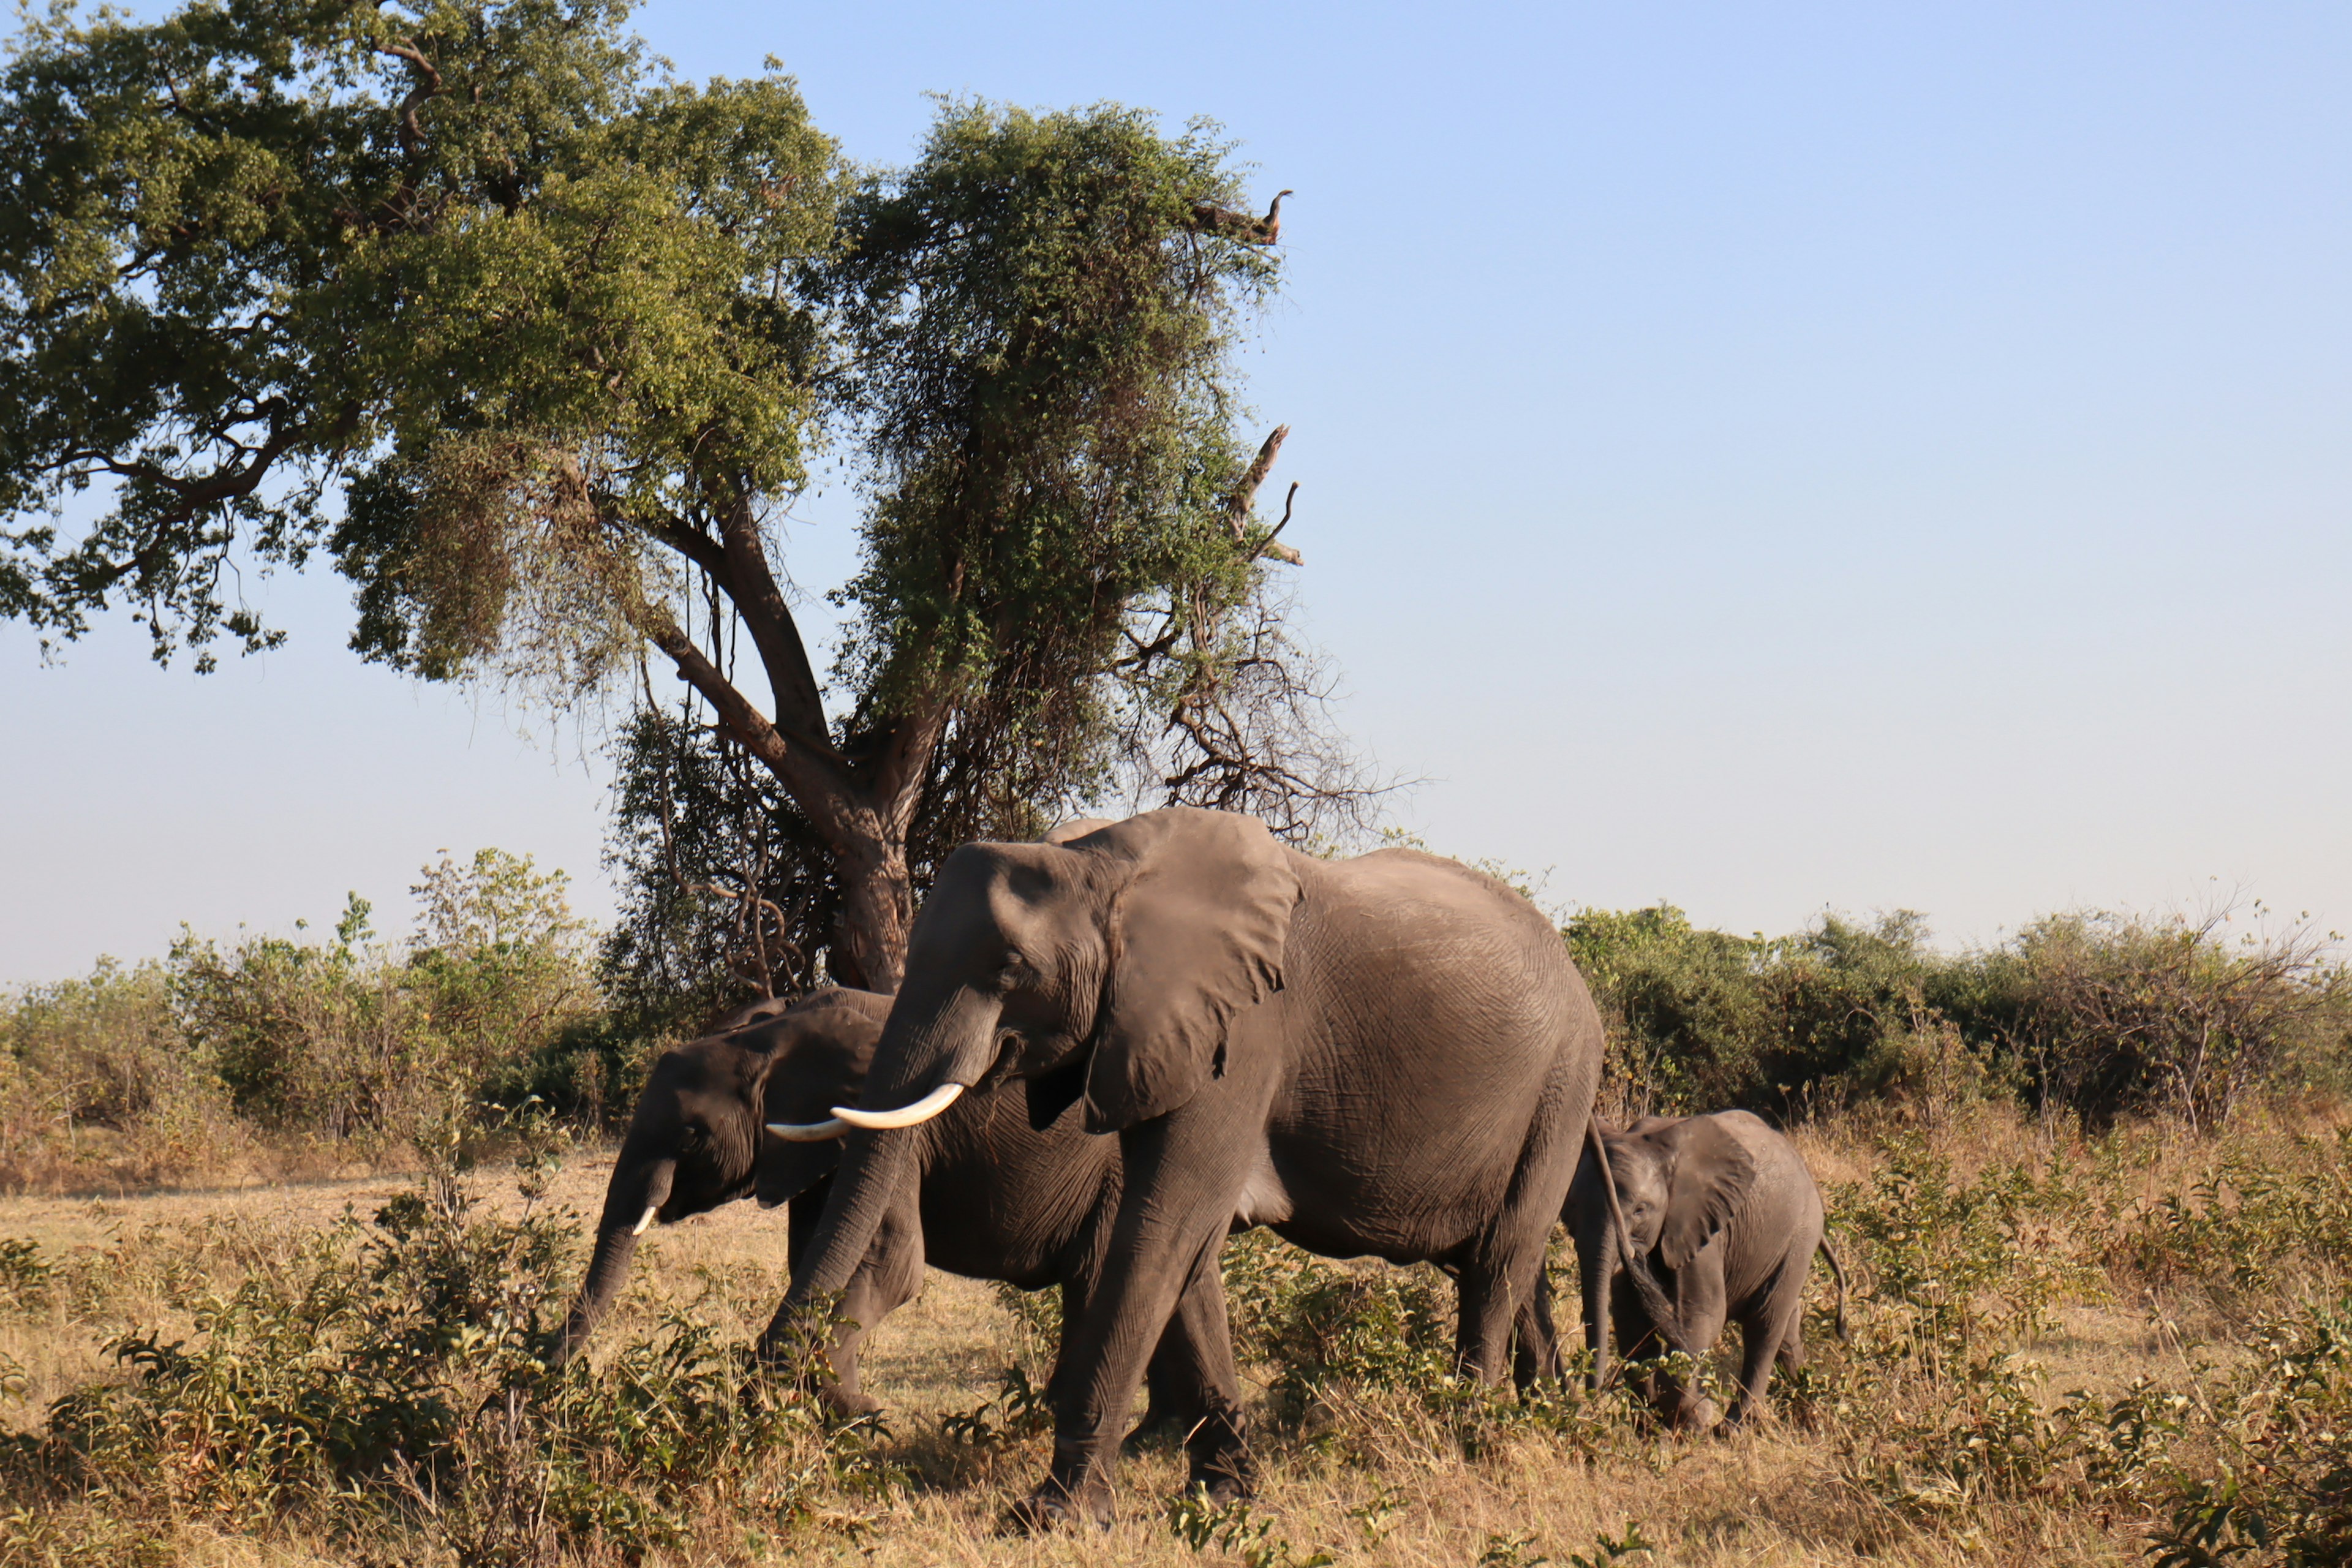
[1071,809,1302,1134]
[755,992,887,1208]
[1656,1116,1758,1271]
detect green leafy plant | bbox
[1166,1487,1335,1568]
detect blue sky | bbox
[4,1,2348,980]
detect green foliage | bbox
[938,1365,1053,1453]
[1559,1523,1656,1567]
[826,100,1274,718]
[1844,1353,2186,1525]
[0,0,836,671]
[1219,1231,1455,1423]
[2145,1290,2352,1567]
[1954,910,2349,1134]
[172,848,605,1139]
[1566,905,1986,1119]
[1165,1488,1335,1568]
[1569,902,2346,1132]
[0,956,237,1180]
[0,847,619,1182]
[0,1240,50,1314]
[1835,1137,2098,1369]
[2120,1128,2352,1291]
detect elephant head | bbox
[1574,1115,1756,1396]
[777,809,1300,1316]
[552,987,889,1365]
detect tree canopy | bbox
[1,0,1367,998]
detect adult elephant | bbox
[549,984,1253,1495]
[771,807,1604,1528]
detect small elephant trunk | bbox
[1580,1219,1616,1391]
[552,1155,676,1366]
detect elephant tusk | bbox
[766,1117,850,1143]
[831,1081,964,1131]
[632,1205,660,1237]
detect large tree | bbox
[0,0,1359,992]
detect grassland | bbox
[8,1097,2352,1567]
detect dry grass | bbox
[7,1100,2348,1567]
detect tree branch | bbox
[641,608,855,840]
[716,488,835,755]
[1224,426,1302,565]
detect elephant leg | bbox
[1118,1235,1254,1499]
[1512,1265,1562,1389]
[787,1177,924,1415]
[1667,1264,1728,1430]
[1728,1257,1806,1427]
[1017,1121,1248,1532]
[1608,1278,1666,1409]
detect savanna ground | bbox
[7,1095,2351,1568]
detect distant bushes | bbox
[0,850,631,1188]
[1569,902,2350,1131]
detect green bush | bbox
[0,958,235,1178]
[1567,905,1986,1118]
[1567,902,2346,1133]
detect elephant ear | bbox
[755,993,886,1209]
[1071,809,1303,1134]
[1656,1117,1758,1271]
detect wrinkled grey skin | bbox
[1567,1110,1849,1429]
[778,807,1604,1529]
[551,986,1251,1495]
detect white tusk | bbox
[831,1081,965,1131]
[766,1117,850,1143]
[631,1205,660,1237]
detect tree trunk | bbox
[831,831,915,995]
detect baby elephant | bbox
[1568,1110,1847,1428]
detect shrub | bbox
[0,959,237,1181]
[1569,900,2348,1134]
[1567,905,1988,1119]
[2148,1290,2352,1567]
[1947,909,2348,1134]
[1833,1137,2098,1370]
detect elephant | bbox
[772,806,1605,1529]
[1566,1110,1849,1429]
[549,984,1255,1496]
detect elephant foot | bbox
[1185,1466,1251,1509]
[1670,1395,1722,1433]
[1001,1480,1114,1535]
[818,1384,884,1419]
[1184,1410,1255,1506]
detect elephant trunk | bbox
[552,1154,676,1366]
[772,992,997,1346]
[1580,1217,1615,1392]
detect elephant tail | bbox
[1817,1237,1851,1343]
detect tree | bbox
[1,0,1367,993]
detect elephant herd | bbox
[552,808,1847,1529]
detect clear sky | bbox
[4,1,2348,982]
